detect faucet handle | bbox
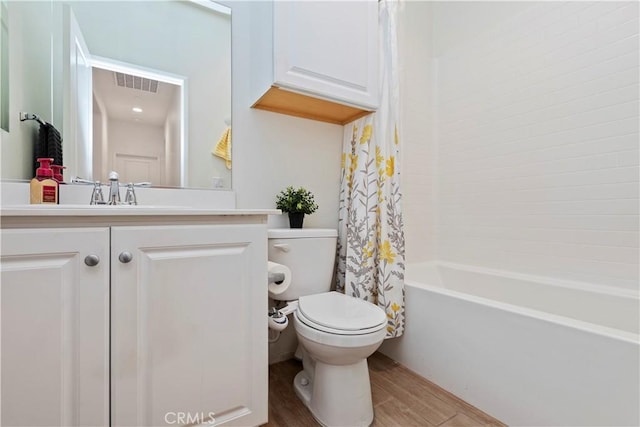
[124,183,137,205]
[90,182,105,205]
[71,176,94,185]
[108,171,119,181]
[71,177,106,205]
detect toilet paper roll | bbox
[268,261,291,298]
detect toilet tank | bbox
[268,228,338,301]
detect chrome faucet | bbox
[108,171,121,205]
[72,173,151,205]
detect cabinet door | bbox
[111,224,267,427]
[1,227,110,427]
[273,0,378,109]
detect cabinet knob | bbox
[84,254,100,267]
[118,251,133,263]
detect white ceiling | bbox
[92,67,179,126]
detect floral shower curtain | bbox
[336,0,405,338]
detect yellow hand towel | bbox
[212,127,232,169]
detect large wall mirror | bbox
[0,0,231,190]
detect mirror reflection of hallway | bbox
[92,66,182,186]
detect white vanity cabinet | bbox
[251,0,378,125]
[1,209,270,427]
[110,224,267,427]
[0,227,110,427]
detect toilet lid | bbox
[297,292,387,333]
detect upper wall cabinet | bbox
[251,0,378,125]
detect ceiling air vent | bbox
[114,72,159,93]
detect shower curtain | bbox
[336,0,405,338]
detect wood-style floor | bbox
[264,352,506,427]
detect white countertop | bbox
[1,205,280,217]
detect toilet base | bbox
[293,359,374,427]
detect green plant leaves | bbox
[275,186,318,214]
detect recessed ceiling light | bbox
[132,107,143,113]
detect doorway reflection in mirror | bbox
[63,0,231,189]
[92,65,183,187]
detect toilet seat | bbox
[297,292,387,336]
[296,310,386,336]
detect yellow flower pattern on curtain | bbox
[337,116,405,338]
[337,0,404,337]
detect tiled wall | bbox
[434,2,639,290]
[399,1,438,263]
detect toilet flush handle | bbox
[272,243,290,253]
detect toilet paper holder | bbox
[268,272,286,284]
[267,261,291,298]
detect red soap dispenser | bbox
[51,165,65,184]
[30,158,59,204]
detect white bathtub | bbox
[380,261,640,427]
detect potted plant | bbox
[275,186,319,228]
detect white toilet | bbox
[268,229,387,427]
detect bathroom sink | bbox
[1,205,279,217]
[6,204,190,209]
[87,204,191,209]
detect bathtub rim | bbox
[411,260,639,299]
[405,261,640,345]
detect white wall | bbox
[402,1,639,291]
[399,1,437,263]
[1,0,9,131]
[92,98,102,178]
[431,1,532,56]
[93,93,109,181]
[164,89,181,188]
[0,1,53,180]
[231,2,343,229]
